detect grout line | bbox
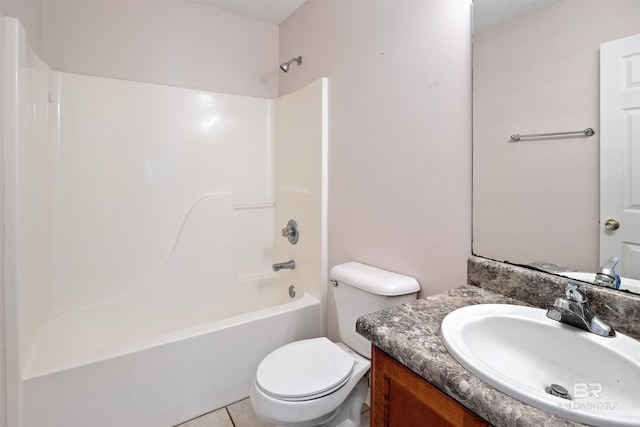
[225,406,237,427]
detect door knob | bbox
[604,219,620,231]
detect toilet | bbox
[250,261,420,426]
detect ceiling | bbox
[473,0,564,34]
[191,0,306,25]
[193,0,564,31]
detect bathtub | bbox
[20,278,321,427]
[4,16,327,426]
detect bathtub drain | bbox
[289,285,296,298]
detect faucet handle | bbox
[598,256,619,275]
[595,257,620,289]
[565,282,587,302]
[281,219,299,245]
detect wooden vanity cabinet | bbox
[371,345,491,427]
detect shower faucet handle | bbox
[281,219,299,245]
[281,227,294,237]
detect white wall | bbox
[473,0,640,271]
[279,0,472,340]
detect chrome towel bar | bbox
[510,128,595,142]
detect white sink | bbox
[557,271,640,294]
[441,304,640,426]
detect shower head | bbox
[280,56,302,73]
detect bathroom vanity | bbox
[371,345,489,426]
[357,256,640,427]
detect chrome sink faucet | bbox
[272,259,295,271]
[594,256,621,289]
[546,282,616,337]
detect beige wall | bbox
[41,0,278,97]
[280,0,472,339]
[5,0,278,98]
[473,0,640,271]
[3,0,42,57]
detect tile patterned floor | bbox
[176,398,370,427]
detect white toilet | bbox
[250,261,420,427]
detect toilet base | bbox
[250,342,371,427]
[327,374,369,427]
[261,375,369,427]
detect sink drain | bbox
[545,384,572,400]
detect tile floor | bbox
[176,398,370,427]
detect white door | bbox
[600,33,640,279]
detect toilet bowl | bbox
[250,262,420,427]
[249,338,370,427]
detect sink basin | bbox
[441,304,640,426]
[558,271,640,294]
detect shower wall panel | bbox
[53,73,274,314]
[4,18,53,375]
[3,18,53,425]
[15,45,52,373]
[273,78,328,308]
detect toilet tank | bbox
[330,262,420,358]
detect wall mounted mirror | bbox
[472,0,640,294]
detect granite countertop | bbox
[356,285,587,427]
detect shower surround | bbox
[3,18,327,426]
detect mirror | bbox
[472,0,640,294]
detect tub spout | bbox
[273,260,295,271]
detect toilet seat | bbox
[256,337,355,401]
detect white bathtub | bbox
[20,281,321,427]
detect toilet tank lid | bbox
[330,262,420,296]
